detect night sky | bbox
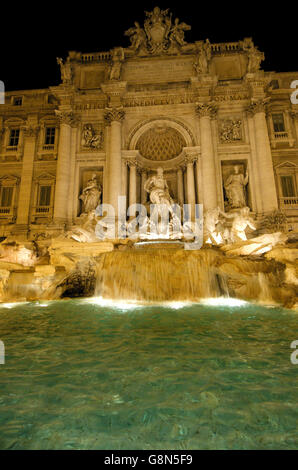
[1,1,296,91]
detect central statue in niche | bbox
[144,167,174,208]
[137,167,181,239]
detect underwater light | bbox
[200,297,248,307]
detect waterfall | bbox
[95,248,224,302]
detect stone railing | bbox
[211,42,242,54]
[280,197,298,207]
[274,131,288,140]
[81,52,111,63]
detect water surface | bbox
[0,299,297,450]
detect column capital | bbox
[104,107,125,125]
[126,158,138,168]
[246,98,270,116]
[184,154,197,165]
[290,110,298,120]
[55,110,79,127]
[195,102,217,118]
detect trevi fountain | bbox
[0,6,297,451]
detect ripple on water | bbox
[0,299,297,450]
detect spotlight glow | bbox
[0,302,29,309]
[83,297,142,310]
[200,297,248,307]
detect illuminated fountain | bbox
[0,168,297,309]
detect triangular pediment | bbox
[275,161,297,169]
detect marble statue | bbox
[204,205,257,245]
[109,48,125,81]
[229,207,257,242]
[124,22,147,52]
[169,18,191,47]
[125,7,191,55]
[193,39,211,75]
[79,174,102,214]
[56,57,73,85]
[224,165,249,209]
[247,49,264,73]
[143,167,181,239]
[242,38,264,73]
[81,124,102,149]
[144,167,174,209]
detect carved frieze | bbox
[219,119,242,143]
[81,124,104,150]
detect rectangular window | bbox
[272,113,285,133]
[281,175,295,197]
[44,127,56,145]
[38,186,51,206]
[0,187,13,207]
[12,96,22,106]
[9,129,20,147]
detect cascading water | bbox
[95,247,231,302]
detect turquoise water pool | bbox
[0,299,297,450]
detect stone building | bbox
[0,6,297,240]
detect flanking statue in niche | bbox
[79,174,102,215]
[81,124,103,149]
[224,165,249,209]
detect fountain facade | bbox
[0,7,297,307]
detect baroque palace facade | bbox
[0,6,298,240]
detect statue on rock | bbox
[79,174,102,215]
[204,206,256,245]
[224,165,249,209]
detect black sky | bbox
[1,0,296,91]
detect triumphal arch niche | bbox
[0,6,297,241]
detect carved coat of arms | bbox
[125,7,191,55]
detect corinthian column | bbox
[16,124,39,227]
[53,111,77,224]
[141,169,148,205]
[247,100,278,212]
[185,156,196,218]
[176,166,184,206]
[196,103,218,210]
[104,108,125,216]
[128,159,137,218]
